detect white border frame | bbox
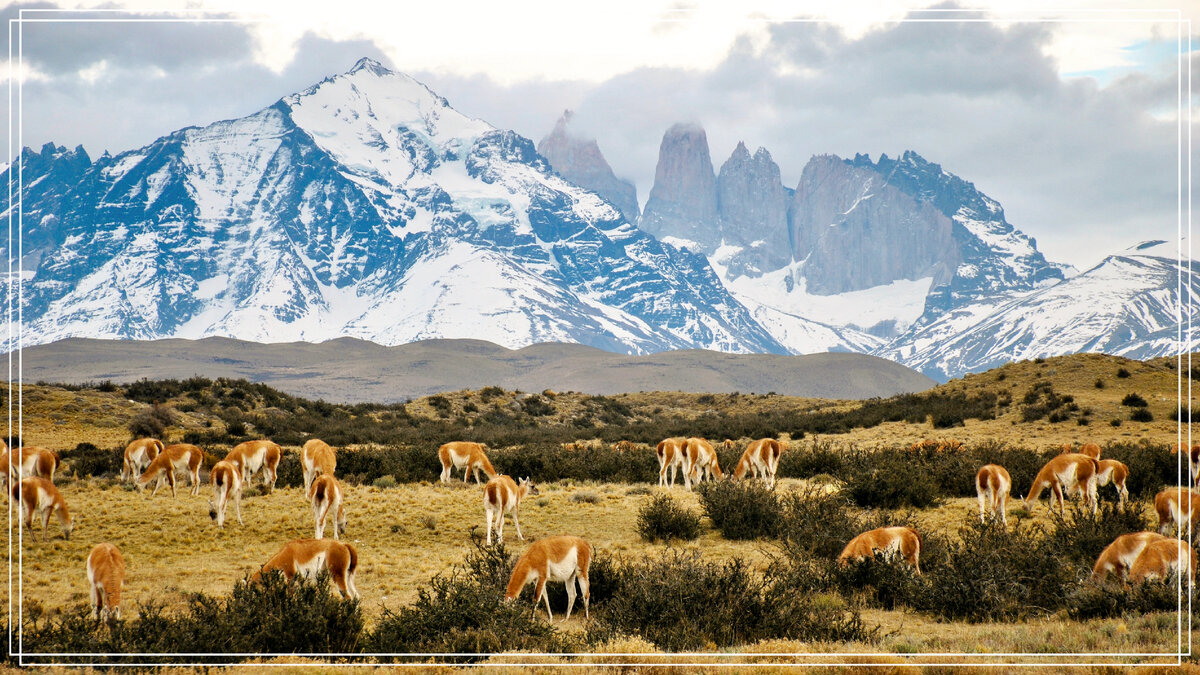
[4,5,1194,668]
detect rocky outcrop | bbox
[638,123,719,250]
[788,155,959,295]
[537,111,639,224]
[716,142,791,276]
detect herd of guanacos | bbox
[3,434,1199,626]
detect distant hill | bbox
[20,337,935,403]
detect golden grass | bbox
[5,352,1199,671]
[6,475,1198,668]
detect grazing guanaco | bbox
[504,535,592,621]
[731,438,784,489]
[207,460,244,528]
[655,438,687,488]
[1154,487,1200,537]
[252,539,359,599]
[309,474,347,540]
[13,476,72,541]
[1063,442,1102,460]
[121,438,163,483]
[720,439,736,452]
[224,440,281,493]
[86,543,125,621]
[1128,538,1196,585]
[136,443,203,497]
[975,464,1012,525]
[1096,459,1130,505]
[683,437,722,489]
[837,526,922,574]
[438,441,496,485]
[1022,453,1100,515]
[1091,532,1168,583]
[6,446,60,483]
[484,475,538,545]
[301,439,337,491]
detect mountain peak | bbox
[348,56,392,76]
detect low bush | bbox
[59,442,122,478]
[128,403,176,439]
[843,453,941,509]
[636,494,701,542]
[1121,393,1149,407]
[20,571,362,663]
[1104,441,1180,498]
[1067,579,1193,620]
[1044,501,1149,566]
[696,479,781,540]
[1130,408,1154,422]
[596,549,876,651]
[776,487,899,560]
[363,538,572,660]
[916,518,1074,622]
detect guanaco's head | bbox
[520,476,540,497]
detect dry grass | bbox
[5,352,1199,670]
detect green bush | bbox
[1130,408,1154,422]
[916,518,1074,622]
[596,549,876,651]
[1067,580,1193,620]
[776,487,898,560]
[363,539,571,660]
[696,479,781,540]
[59,442,122,478]
[20,572,362,663]
[1121,393,1149,407]
[128,403,176,439]
[636,494,702,542]
[1044,502,1149,566]
[844,453,941,509]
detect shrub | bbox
[128,403,176,439]
[1102,441,1178,498]
[916,518,1074,622]
[774,552,926,611]
[1095,378,1105,389]
[776,487,898,560]
[596,549,876,651]
[364,539,571,660]
[373,475,398,489]
[20,572,363,663]
[1067,580,1192,620]
[59,442,122,478]
[696,480,781,540]
[1110,419,1122,427]
[843,453,941,509]
[1117,368,1131,378]
[1121,393,1149,407]
[780,440,844,478]
[571,490,600,504]
[519,395,554,417]
[1130,408,1154,423]
[1044,502,1149,566]
[636,494,701,542]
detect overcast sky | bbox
[3,1,1197,270]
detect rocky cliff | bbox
[536,110,639,224]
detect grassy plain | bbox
[4,351,1198,670]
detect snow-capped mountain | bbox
[4,58,1188,383]
[1,58,786,355]
[876,240,1199,379]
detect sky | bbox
[3,1,1198,270]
